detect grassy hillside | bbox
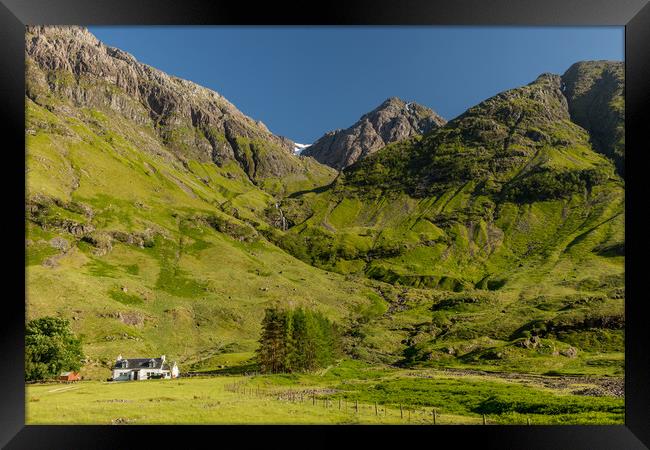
[269,74,624,374]
[277,74,623,289]
[25,98,374,378]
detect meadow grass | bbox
[26,361,622,425]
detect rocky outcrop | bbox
[302,97,446,170]
[25,26,313,181]
[561,61,624,176]
[26,194,95,236]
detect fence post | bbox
[355,400,359,414]
[433,409,436,425]
[375,402,378,416]
[527,417,531,426]
[400,404,403,419]
[339,398,341,410]
[312,393,315,406]
[483,414,486,425]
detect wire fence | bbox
[223,380,507,425]
[181,371,261,378]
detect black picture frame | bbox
[1,0,648,448]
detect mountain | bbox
[25,26,336,194]
[343,73,617,199]
[302,97,446,170]
[275,71,623,365]
[561,61,624,176]
[24,25,624,380]
[280,72,622,285]
[25,26,365,377]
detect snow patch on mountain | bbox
[293,143,311,155]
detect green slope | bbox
[25,99,376,378]
[271,72,624,373]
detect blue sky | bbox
[88,26,623,143]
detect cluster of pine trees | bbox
[256,306,341,374]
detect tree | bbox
[311,311,341,368]
[25,316,84,381]
[256,308,290,374]
[287,307,310,371]
[257,306,341,374]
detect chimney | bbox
[161,355,166,363]
[117,354,122,361]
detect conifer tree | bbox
[288,307,310,371]
[256,307,290,373]
[257,306,341,374]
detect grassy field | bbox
[26,361,623,425]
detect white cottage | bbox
[112,354,179,381]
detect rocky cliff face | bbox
[302,97,446,170]
[25,26,321,182]
[561,61,624,176]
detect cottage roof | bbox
[113,357,165,370]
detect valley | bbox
[25,26,624,424]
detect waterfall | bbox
[275,203,287,231]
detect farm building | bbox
[58,371,81,381]
[112,354,179,381]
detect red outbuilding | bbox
[58,371,81,382]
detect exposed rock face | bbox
[302,97,446,170]
[25,26,312,181]
[561,61,624,176]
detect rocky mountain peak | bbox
[302,97,446,170]
[561,60,624,175]
[24,25,327,184]
[533,72,563,88]
[376,96,406,107]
